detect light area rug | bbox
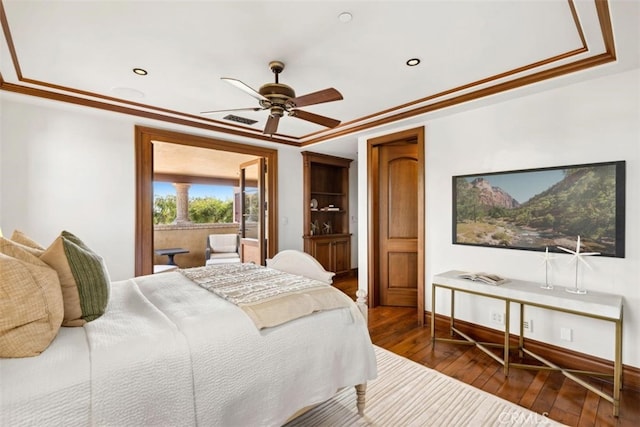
[285,346,564,427]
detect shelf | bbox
[310,191,345,196]
[303,233,351,239]
[303,151,352,273]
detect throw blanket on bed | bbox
[181,263,353,329]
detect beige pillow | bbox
[40,231,111,327]
[9,229,45,256]
[11,229,45,250]
[0,238,64,358]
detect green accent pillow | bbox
[41,231,111,326]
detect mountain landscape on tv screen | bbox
[455,165,618,255]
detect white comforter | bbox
[1,271,377,426]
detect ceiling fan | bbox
[201,61,343,135]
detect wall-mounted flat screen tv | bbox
[452,161,625,258]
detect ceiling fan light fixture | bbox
[210,60,343,135]
[132,67,148,75]
[270,106,285,118]
[259,83,296,100]
[406,58,421,67]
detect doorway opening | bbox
[151,142,259,270]
[135,126,278,276]
[367,126,425,324]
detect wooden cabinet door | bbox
[305,235,350,274]
[332,237,350,275]
[311,237,333,272]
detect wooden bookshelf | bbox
[302,151,352,275]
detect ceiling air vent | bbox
[223,114,258,125]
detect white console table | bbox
[431,270,623,416]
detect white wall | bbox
[276,146,304,252]
[1,99,136,280]
[359,69,640,367]
[0,96,3,229]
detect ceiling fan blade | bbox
[264,114,280,134]
[288,88,343,108]
[290,109,341,128]
[200,107,262,115]
[221,77,269,102]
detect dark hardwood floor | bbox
[333,275,639,427]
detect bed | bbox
[0,249,377,426]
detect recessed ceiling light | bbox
[338,12,352,23]
[406,58,421,67]
[132,68,148,76]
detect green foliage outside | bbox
[153,195,233,225]
[154,195,177,225]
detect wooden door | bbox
[240,158,266,265]
[379,142,418,307]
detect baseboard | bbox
[425,311,640,392]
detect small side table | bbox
[155,248,189,266]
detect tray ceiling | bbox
[0,1,637,148]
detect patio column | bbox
[173,183,191,224]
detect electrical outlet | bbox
[523,319,533,332]
[490,310,504,325]
[560,327,573,342]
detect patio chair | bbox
[205,233,241,265]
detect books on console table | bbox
[458,272,507,286]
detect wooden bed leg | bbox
[355,289,368,324]
[355,383,367,415]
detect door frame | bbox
[367,126,425,324]
[239,157,266,265]
[134,125,278,276]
